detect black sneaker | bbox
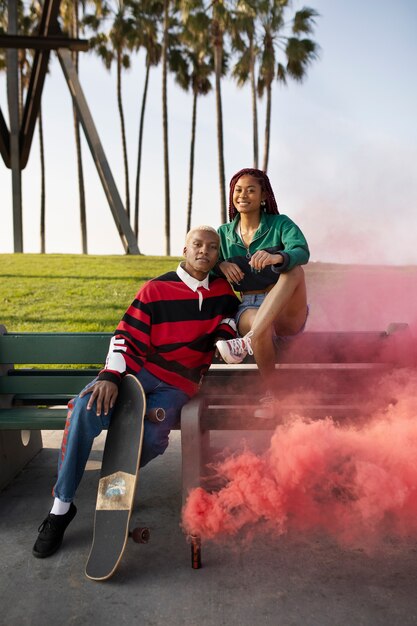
[32,503,77,558]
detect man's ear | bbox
[183,246,187,256]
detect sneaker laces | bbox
[37,515,57,534]
[244,331,254,356]
[37,511,70,534]
[226,334,253,357]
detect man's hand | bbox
[80,380,118,416]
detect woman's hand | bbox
[249,251,284,271]
[80,380,119,416]
[218,261,245,285]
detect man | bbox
[33,226,238,558]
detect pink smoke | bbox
[182,371,417,550]
[305,264,417,332]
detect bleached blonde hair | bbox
[185,225,219,245]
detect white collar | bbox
[176,263,210,292]
[177,263,210,311]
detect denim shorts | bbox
[235,293,309,349]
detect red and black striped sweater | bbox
[98,266,238,397]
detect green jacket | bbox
[217,213,310,292]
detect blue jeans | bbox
[53,369,189,502]
[236,293,309,349]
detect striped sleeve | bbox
[98,282,153,385]
[215,316,237,340]
[98,272,240,394]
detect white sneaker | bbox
[254,393,275,419]
[216,332,253,364]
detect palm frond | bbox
[292,7,319,35]
[285,37,318,80]
[276,61,287,83]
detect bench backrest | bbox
[0,330,112,403]
[0,325,413,404]
[1,325,411,367]
[0,332,111,365]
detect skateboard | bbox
[85,374,147,581]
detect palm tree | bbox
[0,0,6,53]
[60,0,88,253]
[160,0,184,254]
[208,0,232,224]
[38,102,46,252]
[230,0,259,167]
[128,0,162,241]
[17,1,33,120]
[161,0,171,254]
[20,2,47,252]
[257,2,319,172]
[179,10,213,232]
[84,1,135,219]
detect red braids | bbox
[228,168,279,221]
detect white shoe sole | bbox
[216,342,246,364]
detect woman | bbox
[215,168,310,418]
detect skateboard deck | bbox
[85,374,146,581]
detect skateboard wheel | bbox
[130,527,150,543]
[146,407,166,423]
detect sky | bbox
[1,0,417,263]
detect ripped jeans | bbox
[52,368,189,503]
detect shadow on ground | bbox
[1,431,417,626]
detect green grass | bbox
[3,254,414,334]
[0,254,180,332]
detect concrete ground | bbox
[1,430,417,626]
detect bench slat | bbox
[0,408,68,429]
[0,374,95,395]
[0,333,111,364]
[0,409,182,431]
[210,328,411,365]
[201,405,367,429]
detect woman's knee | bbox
[237,308,257,335]
[251,324,275,351]
[285,265,305,282]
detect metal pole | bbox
[7,0,23,252]
[57,48,140,255]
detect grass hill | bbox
[1,254,416,333]
[0,254,180,332]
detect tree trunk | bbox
[72,0,87,253]
[73,104,87,253]
[18,56,24,124]
[262,81,272,173]
[213,24,226,224]
[162,0,170,255]
[39,105,46,253]
[134,57,151,240]
[117,49,130,219]
[186,90,198,234]
[249,38,259,169]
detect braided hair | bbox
[228,168,279,221]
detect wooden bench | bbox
[0,325,112,489]
[1,323,414,507]
[180,322,415,507]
